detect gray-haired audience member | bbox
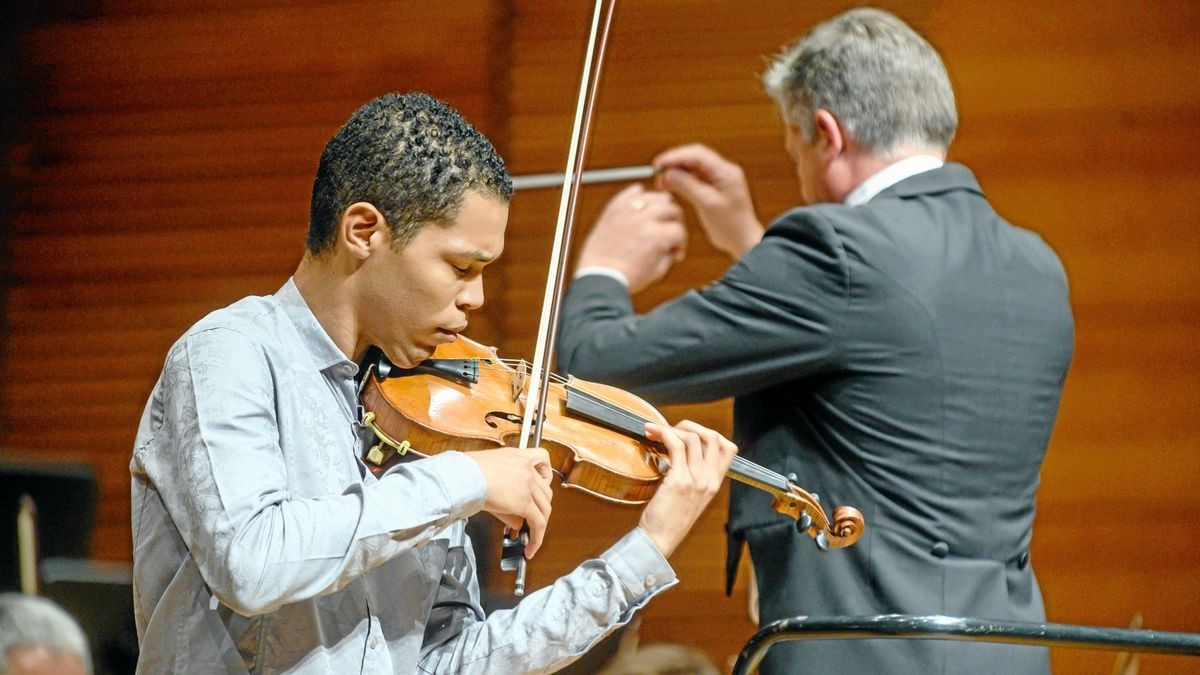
[0,594,90,675]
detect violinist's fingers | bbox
[496,514,524,533]
[468,446,557,559]
[531,474,553,525]
[645,423,683,478]
[659,420,705,482]
[674,420,737,493]
[531,447,554,483]
[637,422,713,559]
[525,451,554,559]
[524,494,551,559]
[680,427,706,486]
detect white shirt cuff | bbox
[574,266,629,288]
[600,527,678,606]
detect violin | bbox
[357,336,864,551]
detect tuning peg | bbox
[796,512,813,533]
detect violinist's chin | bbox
[380,343,429,369]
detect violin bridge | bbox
[510,360,528,403]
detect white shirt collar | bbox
[843,155,945,207]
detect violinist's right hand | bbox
[466,447,554,558]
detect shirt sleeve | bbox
[132,326,488,616]
[417,527,676,674]
[557,209,850,404]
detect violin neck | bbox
[564,384,792,500]
[727,456,791,498]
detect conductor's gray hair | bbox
[763,8,958,154]
[0,594,91,675]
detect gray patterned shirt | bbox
[131,278,676,673]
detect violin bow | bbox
[503,0,619,596]
[501,0,865,592]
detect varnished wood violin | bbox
[357,336,864,551]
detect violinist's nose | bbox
[458,273,485,311]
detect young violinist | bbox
[130,92,736,674]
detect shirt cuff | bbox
[600,527,678,606]
[382,450,488,521]
[574,266,629,288]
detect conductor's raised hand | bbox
[654,144,764,259]
[466,447,554,558]
[577,184,687,294]
[638,421,738,558]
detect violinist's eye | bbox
[452,264,470,277]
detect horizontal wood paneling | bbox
[2,1,1198,673]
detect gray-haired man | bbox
[558,8,1072,674]
[0,594,91,675]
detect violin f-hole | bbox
[484,411,523,429]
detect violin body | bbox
[358,335,864,548]
[359,336,669,505]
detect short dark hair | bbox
[307,92,512,254]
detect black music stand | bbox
[0,456,96,591]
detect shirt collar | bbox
[275,277,357,373]
[843,155,945,207]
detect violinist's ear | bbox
[337,202,387,261]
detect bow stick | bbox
[502,0,620,596]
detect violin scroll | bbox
[831,506,865,542]
[770,484,864,551]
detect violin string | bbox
[416,360,793,489]
[573,387,793,490]
[460,360,570,384]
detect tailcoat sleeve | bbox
[557,209,850,403]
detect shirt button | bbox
[369,637,379,649]
[645,574,657,587]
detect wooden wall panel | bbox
[2,1,1198,673]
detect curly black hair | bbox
[307,92,512,254]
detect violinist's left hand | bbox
[637,420,737,558]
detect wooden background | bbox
[1,1,1197,672]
